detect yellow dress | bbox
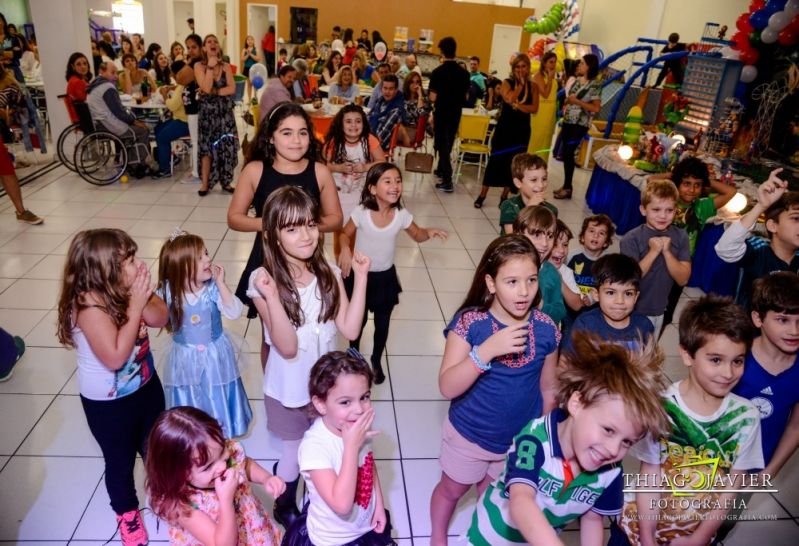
[528,76,557,160]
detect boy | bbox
[620,180,691,334]
[467,333,670,546]
[618,295,762,546]
[500,153,557,234]
[733,272,799,478]
[563,254,654,352]
[567,213,615,297]
[715,168,799,310]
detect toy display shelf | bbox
[676,56,742,138]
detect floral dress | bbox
[198,66,240,189]
[169,440,282,546]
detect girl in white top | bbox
[247,185,370,528]
[284,350,395,546]
[338,163,448,384]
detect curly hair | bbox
[323,103,372,166]
[309,350,373,416]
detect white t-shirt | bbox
[247,268,338,407]
[350,205,413,272]
[299,418,377,546]
[557,263,581,295]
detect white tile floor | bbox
[1,144,798,545]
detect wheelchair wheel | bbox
[74,132,128,185]
[56,122,83,172]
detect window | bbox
[112,0,144,34]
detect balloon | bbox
[764,0,786,15]
[737,13,754,32]
[761,26,780,42]
[530,60,541,73]
[749,29,763,46]
[768,10,792,29]
[740,64,758,82]
[251,76,264,90]
[374,42,387,61]
[778,24,799,44]
[750,9,771,29]
[785,0,799,17]
[739,47,760,64]
[731,30,749,47]
[750,0,766,8]
[248,63,267,87]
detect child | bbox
[157,230,252,438]
[618,295,763,546]
[567,213,615,297]
[429,234,560,546]
[549,220,584,313]
[620,179,691,334]
[513,205,566,326]
[0,326,25,382]
[563,253,654,352]
[497,153,557,232]
[715,168,799,310]
[56,229,169,545]
[247,185,370,529]
[284,350,396,546]
[338,163,448,384]
[277,47,288,70]
[323,104,386,257]
[467,332,670,545]
[145,406,284,545]
[733,272,799,477]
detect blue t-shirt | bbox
[563,307,654,353]
[444,308,560,454]
[733,237,799,311]
[732,350,799,466]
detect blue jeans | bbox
[154,119,189,172]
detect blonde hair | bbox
[157,232,206,332]
[642,179,679,207]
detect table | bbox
[318,84,373,98]
[122,99,168,129]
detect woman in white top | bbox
[328,65,359,104]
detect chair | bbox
[455,114,491,181]
[388,114,428,163]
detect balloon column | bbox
[523,2,566,36]
[732,0,799,83]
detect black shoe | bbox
[436,181,454,193]
[129,165,147,179]
[150,170,171,180]
[198,189,209,197]
[221,184,235,193]
[473,196,485,208]
[273,481,301,529]
[372,359,386,385]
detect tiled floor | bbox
[1,139,798,545]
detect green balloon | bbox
[749,29,762,48]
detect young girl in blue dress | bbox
[157,230,252,438]
[429,234,561,546]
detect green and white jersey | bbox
[467,409,623,546]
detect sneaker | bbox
[116,509,149,546]
[150,170,172,180]
[15,210,43,225]
[0,336,24,383]
[435,181,454,193]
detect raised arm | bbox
[334,253,370,339]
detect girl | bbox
[351,52,375,86]
[195,34,239,195]
[119,52,157,96]
[145,406,284,546]
[328,65,358,103]
[323,103,385,256]
[246,185,368,529]
[56,229,169,546]
[553,54,601,199]
[527,51,558,160]
[170,41,185,62]
[338,163,448,384]
[429,234,560,546]
[131,33,145,61]
[149,52,173,86]
[322,50,342,85]
[140,42,161,70]
[400,72,429,147]
[241,35,260,102]
[283,350,396,546]
[64,52,92,123]
[157,231,252,438]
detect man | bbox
[369,63,392,107]
[187,18,195,33]
[397,53,421,79]
[469,56,487,94]
[388,56,401,77]
[259,65,296,124]
[429,37,470,192]
[367,74,405,150]
[87,62,156,177]
[291,58,311,102]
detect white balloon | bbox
[761,26,780,43]
[768,10,791,31]
[331,39,344,55]
[249,63,267,83]
[374,42,387,61]
[740,64,758,83]
[786,0,799,18]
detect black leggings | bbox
[81,375,165,515]
[351,306,394,366]
[560,123,589,190]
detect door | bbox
[489,24,522,80]
[248,3,277,74]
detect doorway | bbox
[173,0,194,44]
[248,3,277,75]
[489,24,522,80]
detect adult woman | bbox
[169,41,184,62]
[342,28,356,65]
[474,54,538,208]
[358,29,372,52]
[116,37,133,69]
[90,40,103,75]
[351,51,375,86]
[118,53,157,96]
[527,51,558,160]
[139,42,161,70]
[149,52,173,86]
[194,34,238,195]
[400,71,429,146]
[553,54,601,199]
[180,33,203,181]
[240,35,260,102]
[131,33,145,60]
[322,50,341,85]
[64,52,92,122]
[0,12,24,82]
[328,65,358,104]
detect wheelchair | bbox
[55,94,83,173]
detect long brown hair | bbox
[56,229,138,347]
[456,234,541,316]
[157,232,206,332]
[145,407,227,522]
[261,186,339,326]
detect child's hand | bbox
[756,168,787,210]
[660,237,672,254]
[214,467,243,505]
[130,262,153,310]
[341,407,379,450]
[212,263,225,285]
[253,268,278,299]
[350,251,371,277]
[481,323,528,360]
[426,228,449,241]
[371,507,387,533]
[263,474,286,498]
[338,247,354,278]
[647,237,664,254]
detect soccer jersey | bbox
[467,409,623,546]
[673,197,717,256]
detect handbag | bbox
[404,151,434,173]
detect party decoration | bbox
[749,64,799,158]
[523,2,567,37]
[749,9,770,30]
[741,64,759,82]
[249,63,267,90]
[374,42,387,61]
[622,106,643,145]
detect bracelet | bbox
[469,346,491,373]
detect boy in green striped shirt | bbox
[467,332,670,545]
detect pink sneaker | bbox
[116,509,149,546]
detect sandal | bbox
[473,196,486,209]
[553,188,573,199]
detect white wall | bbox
[173,0,194,43]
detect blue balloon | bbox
[252,76,264,90]
[765,0,787,14]
[750,9,771,29]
